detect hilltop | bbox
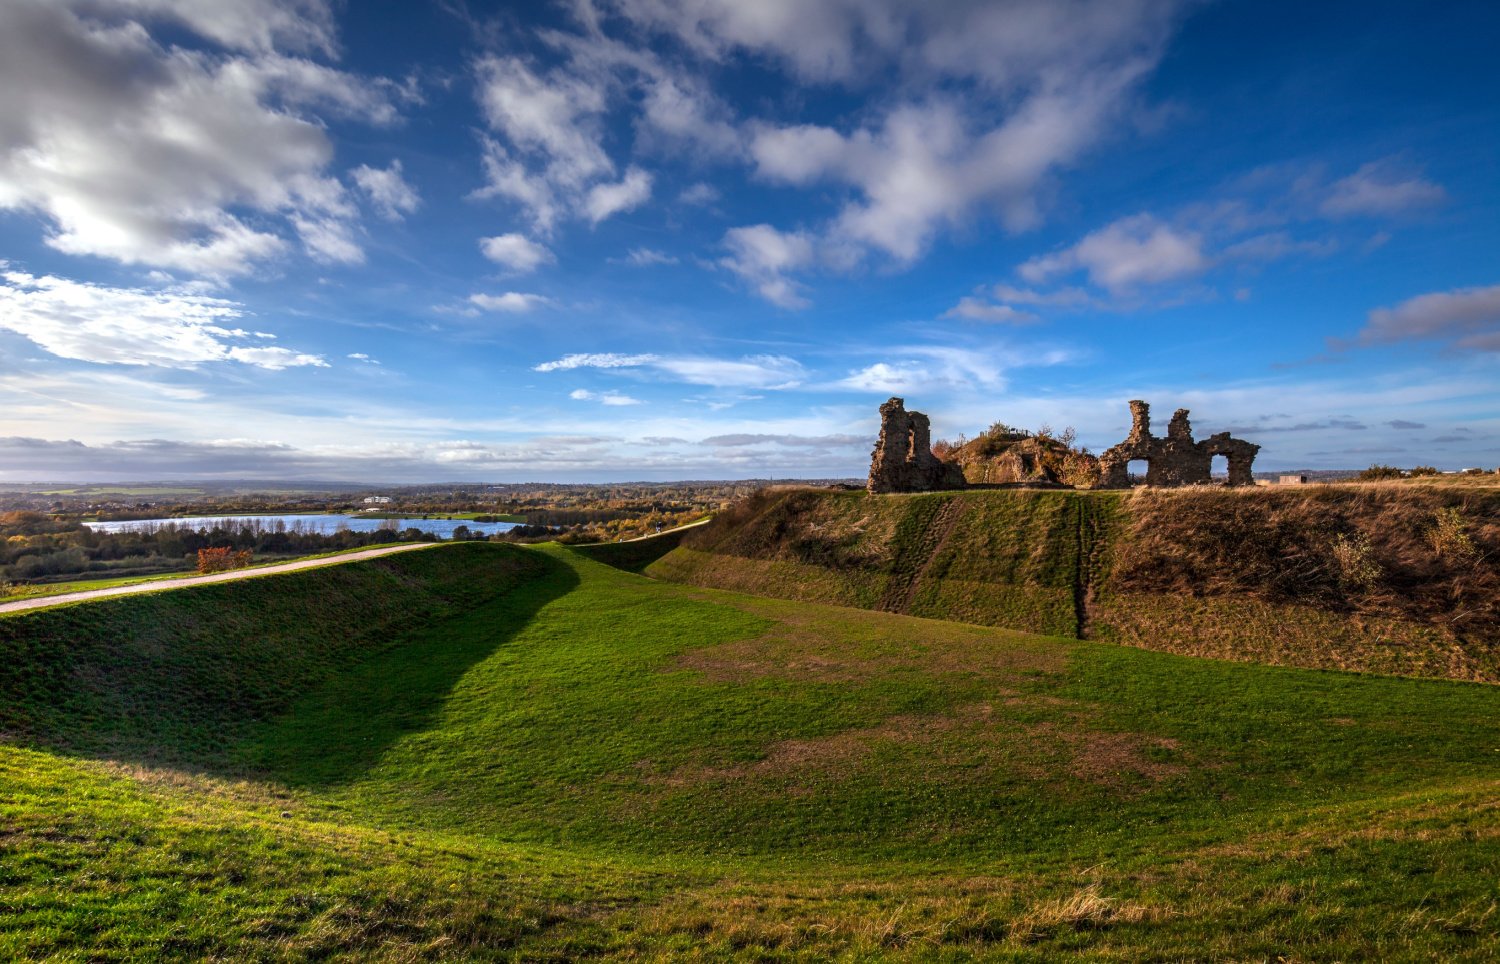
[647,484,1500,682]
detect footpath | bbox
[0,542,445,616]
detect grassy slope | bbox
[2,544,1498,958]
[647,486,1500,682]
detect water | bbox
[84,513,521,540]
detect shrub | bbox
[197,547,253,574]
[1358,464,1405,481]
[1331,532,1382,591]
[1427,507,1479,563]
[1408,466,1442,477]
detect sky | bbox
[1,0,1497,482]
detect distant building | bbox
[1279,474,1309,485]
[363,496,392,504]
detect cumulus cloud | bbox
[351,160,421,220]
[470,51,666,231]
[569,388,642,406]
[468,291,552,313]
[1321,160,1446,218]
[479,233,554,272]
[942,298,1039,324]
[0,269,326,369]
[1357,284,1500,351]
[468,0,1190,305]
[836,346,1024,394]
[1020,214,1208,291]
[584,167,653,224]
[719,224,816,308]
[0,0,409,277]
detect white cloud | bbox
[224,345,330,370]
[655,355,805,389]
[719,224,816,308]
[679,182,720,205]
[584,167,653,224]
[289,214,364,265]
[475,54,612,187]
[1359,284,1500,352]
[989,284,1098,307]
[1220,231,1338,262]
[1020,214,1208,291]
[0,269,326,369]
[100,0,341,57]
[1321,160,1446,218]
[466,1,1188,304]
[534,352,661,372]
[468,291,552,313]
[615,247,679,266]
[534,350,804,388]
[351,160,421,220]
[836,346,1016,394]
[0,1,406,277]
[942,297,1039,324]
[479,233,554,272]
[569,388,643,406]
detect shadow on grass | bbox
[235,549,580,787]
[0,543,578,787]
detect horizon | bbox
[2,0,1497,481]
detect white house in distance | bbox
[362,496,392,505]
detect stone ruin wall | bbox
[867,397,967,494]
[867,396,1262,493]
[1096,400,1260,488]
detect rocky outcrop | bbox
[1097,400,1259,488]
[948,435,1081,485]
[868,397,968,494]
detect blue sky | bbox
[1,0,1497,481]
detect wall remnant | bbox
[868,397,968,493]
[1097,400,1260,488]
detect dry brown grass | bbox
[1111,485,1500,641]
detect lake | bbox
[84,513,521,540]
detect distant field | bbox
[31,485,208,496]
[1,542,1496,959]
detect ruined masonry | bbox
[1096,400,1260,488]
[867,397,967,494]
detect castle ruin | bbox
[867,397,967,494]
[1096,400,1259,488]
[866,396,1261,493]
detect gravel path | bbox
[0,542,447,616]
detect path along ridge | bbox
[0,542,446,616]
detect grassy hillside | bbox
[647,485,1500,681]
[567,519,702,573]
[0,542,555,763]
[2,544,1498,958]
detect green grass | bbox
[566,520,705,572]
[0,543,432,603]
[1,543,1497,959]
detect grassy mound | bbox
[1,544,1497,958]
[646,485,1500,681]
[0,542,556,764]
[566,520,701,573]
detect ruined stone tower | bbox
[867,397,967,494]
